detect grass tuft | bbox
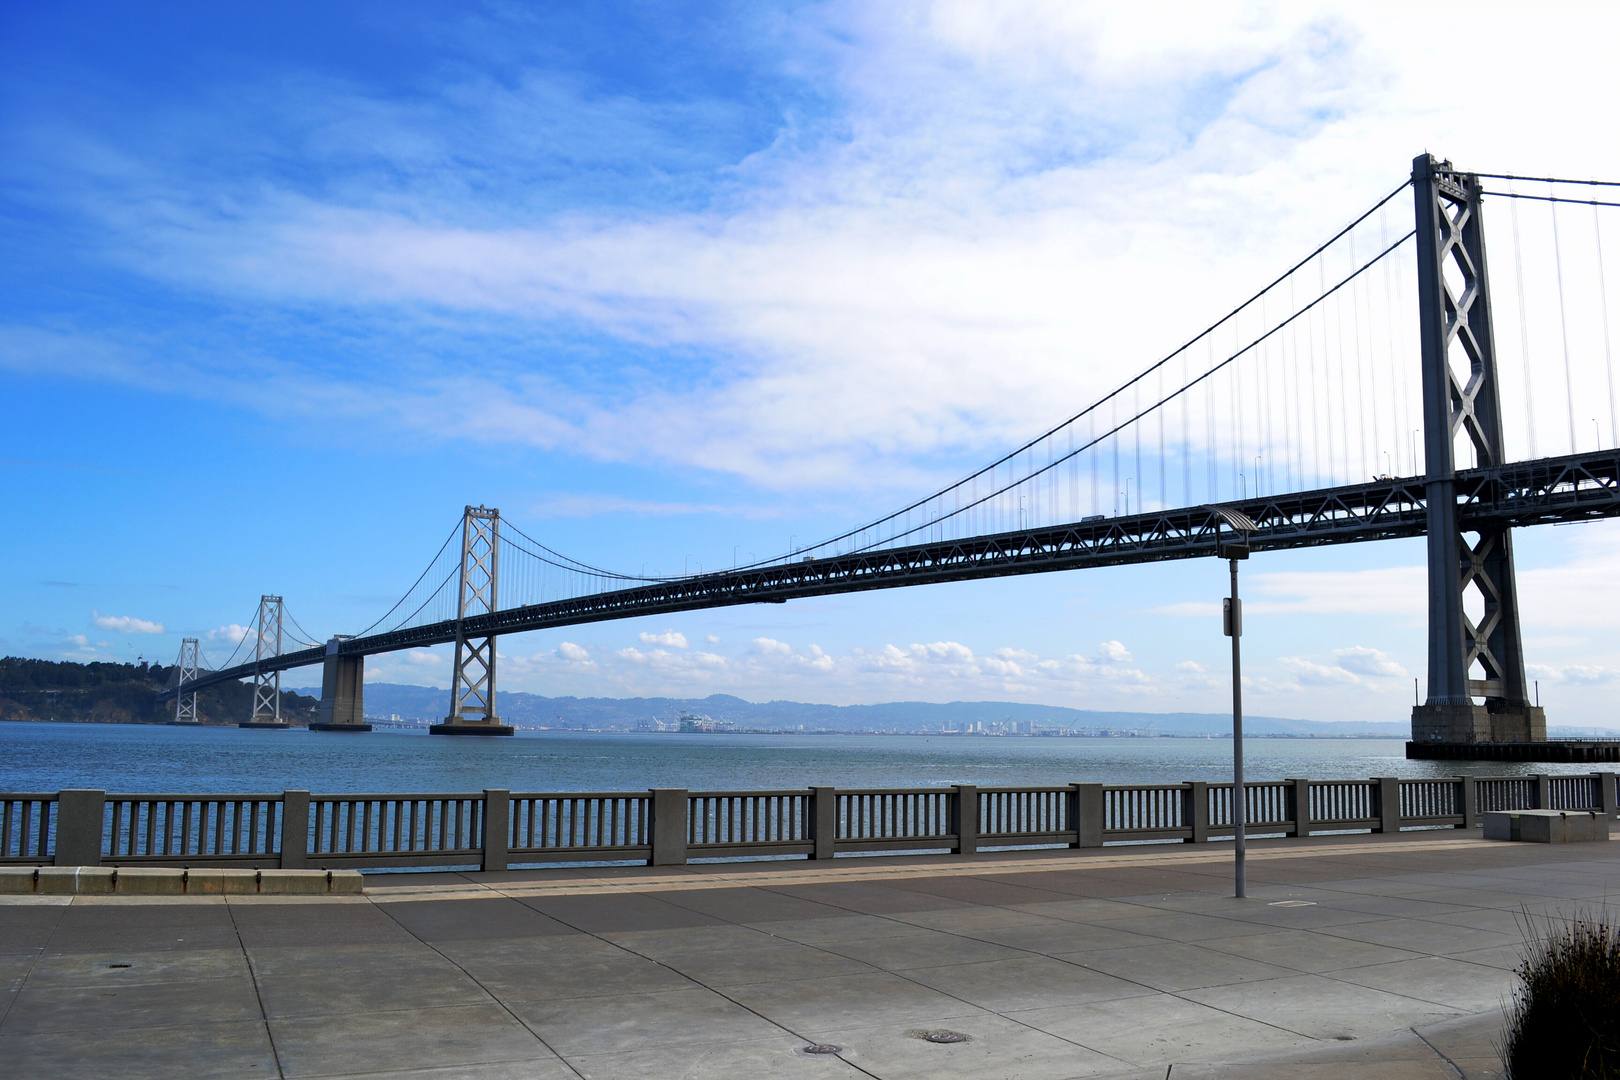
[1504,911,1620,1079]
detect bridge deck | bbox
[167,447,1620,698]
[3,826,1610,1077]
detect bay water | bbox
[0,722,1602,795]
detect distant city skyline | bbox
[4,3,1620,727]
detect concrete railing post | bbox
[1597,773,1618,819]
[1534,773,1551,809]
[810,787,836,860]
[1076,783,1104,848]
[1288,779,1311,838]
[280,791,310,869]
[55,790,105,867]
[1374,777,1401,834]
[1459,775,1479,829]
[482,790,509,873]
[650,789,688,866]
[1184,782,1209,843]
[952,785,979,855]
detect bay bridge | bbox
[162,155,1620,757]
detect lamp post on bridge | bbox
[1207,506,1256,899]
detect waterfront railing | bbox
[3,773,1615,872]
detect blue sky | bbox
[6,2,1620,726]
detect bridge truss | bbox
[163,446,1620,698]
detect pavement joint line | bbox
[221,895,287,1080]
[737,874,1339,1060]
[496,888,888,1079]
[1412,1023,1471,1079]
[357,903,591,1080]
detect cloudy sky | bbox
[5,1,1620,725]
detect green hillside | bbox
[0,657,319,725]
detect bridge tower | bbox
[170,637,200,725]
[241,594,291,730]
[1410,154,1545,744]
[432,506,514,735]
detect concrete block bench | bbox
[0,866,364,895]
[1483,809,1610,843]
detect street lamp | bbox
[1206,505,1257,899]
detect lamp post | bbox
[1207,505,1256,899]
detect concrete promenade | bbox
[2,828,1617,1079]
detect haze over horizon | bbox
[5,3,1620,729]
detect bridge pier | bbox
[1409,154,1546,752]
[311,639,370,732]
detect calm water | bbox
[0,722,1605,795]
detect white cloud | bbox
[1278,656,1362,687]
[1149,568,1427,620]
[19,4,1620,500]
[1098,640,1132,663]
[92,610,165,635]
[1528,662,1620,687]
[1332,646,1406,679]
[555,641,591,662]
[705,634,721,644]
[638,630,689,649]
[205,623,252,646]
[529,494,751,519]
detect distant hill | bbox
[288,682,1412,737]
[2,657,319,725]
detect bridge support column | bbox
[241,595,291,730]
[169,637,200,725]
[1409,154,1545,747]
[432,506,514,736]
[311,639,370,732]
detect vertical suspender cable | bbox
[1258,294,1270,494]
[1594,200,1617,449]
[1206,338,1218,501]
[1182,346,1192,505]
[1133,380,1142,511]
[1496,182,1535,459]
[1111,396,1120,515]
[1353,234,1378,478]
[1231,320,1243,497]
[1550,188,1578,454]
[1290,276,1305,486]
[1379,208,1403,473]
[1158,363,1166,509]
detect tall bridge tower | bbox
[170,637,199,725]
[432,506,514,736]
[1410,154,1545,744]
[241,594,292,730]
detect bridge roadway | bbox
[167,447,1620,698]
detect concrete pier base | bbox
[312,643,370,732]
[237,721,290,730]
[430,719,515,736]
[1411,701,1545,744]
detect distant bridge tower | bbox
[432,506,514,735]
[242,594,291,730]
[171,637,199,725]
[1410,154,1545,744]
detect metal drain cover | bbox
[1267,900,1317,907]
[907,1028,971,1044]
[797,1044,843,1056]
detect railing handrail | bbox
[8,772,1614,872]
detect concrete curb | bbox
[0,866,364,896]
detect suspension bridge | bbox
[159,154,1620,758]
